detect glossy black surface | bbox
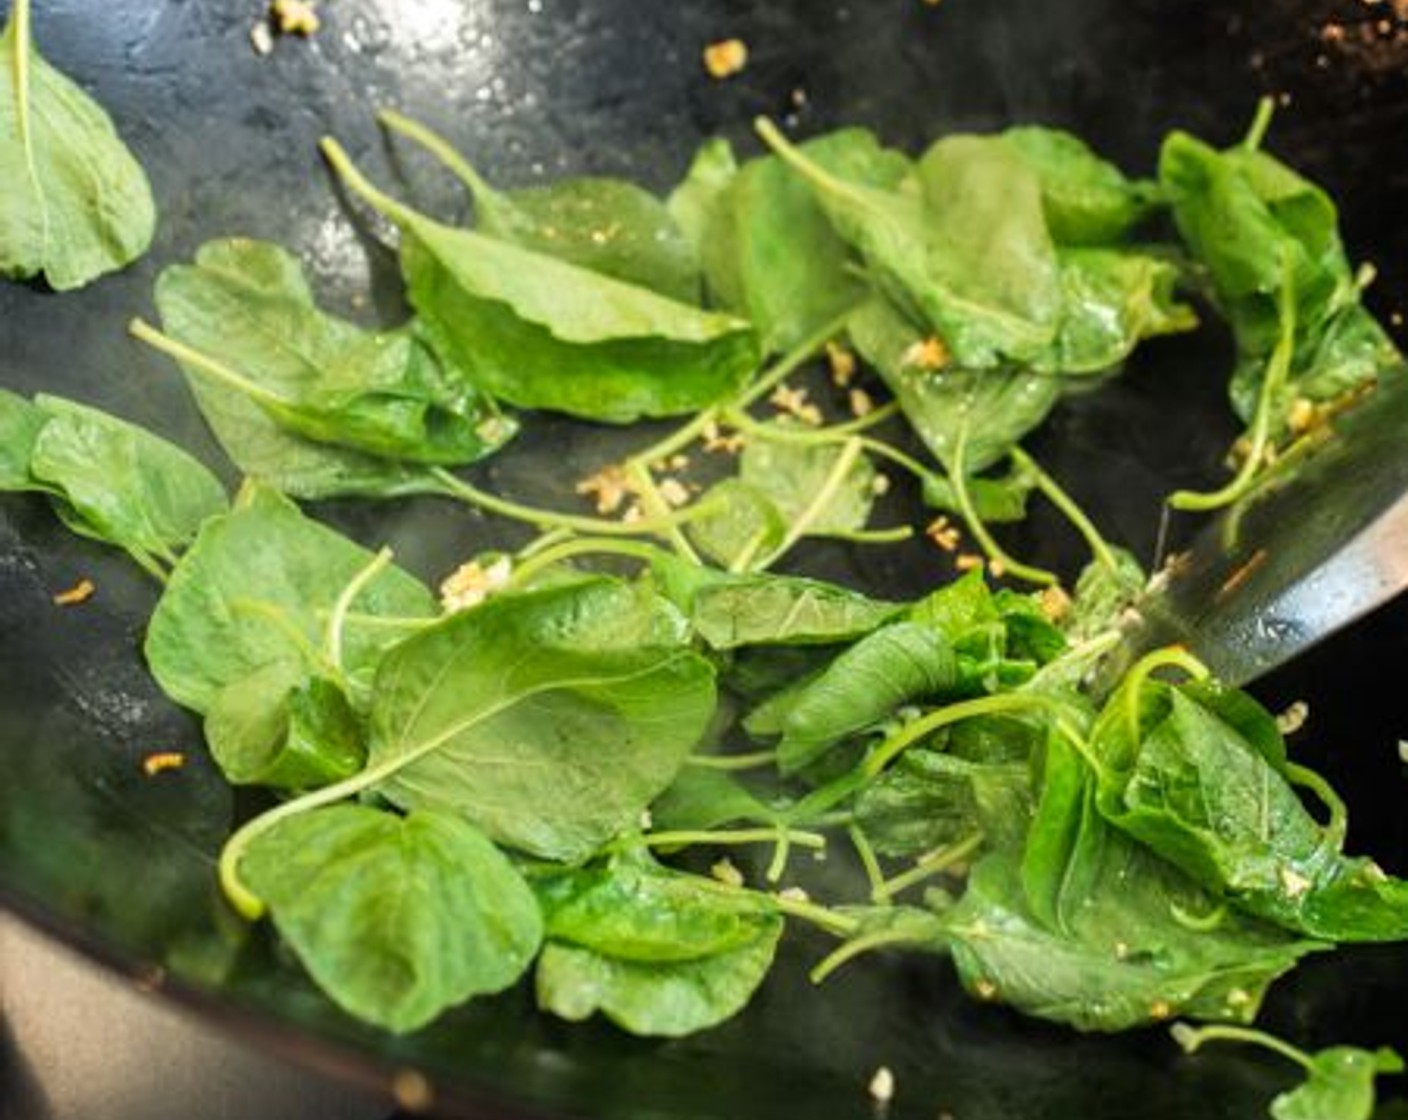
[2,1,1408,1117]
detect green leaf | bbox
[29,394,227,561]
[649,553,899,650]
[777,622,959,773]
[241,804,543,1033]
[366,577,717,861]
[738,420,877,532]
[684,478,785,569]
[666,137,738,262]
[325,143,760,423]
[854,749,1030,858]
[533,854,782,1036]
[151,239,514,466]
[145,484,437,713]
[650,767,781,832]
[0,387,52,490]
[702,128,910,354]
[473,175,701,305]
[1271,1047,1405,1120]
[1062,548,1146,641]
[847,297,1060,473]
[1000,126,1160,245]
[1090,677,1408,941]
[0,0,155,289]
[1035,247,1198,375]
[204,661,366,789]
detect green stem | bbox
[624,409,719,475]
[952,430,1056,585]
[324,547,393,673]
[1120,646,1211,747]
[126,546,172,585]
[1242,96,1277,152]
[1011,447,1119,574]
[873,833,983,901]
[129,319,294,412]
[810,928,926,985]
[1026,628,1122,691]
[429,467,719,538]
[736,309,859,409]
[1169,900,1228,932]
[507,536,663,589]
[1169,274,1296,512]
[612,827,827,853]
[377,107,498,202]
[515,527,576,560]
[864,693,1069,779]
[1283,761,1348,846]
[726,525,770,573]
[320,136,420,228]
[818,525,914,545]
[848,825,889,903]
[624,459,699,562]
[773,893,861,938]
[765,830,792,883]
[686,749,778,771]
[755,117,875,214]
[1170,1023,1314,1072]
[752,436,864,570]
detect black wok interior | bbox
[2,1,1408,1117]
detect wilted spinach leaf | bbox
[366,577,716,861]
[150,239,513,466]
[533,852,782,1036]
[242,804,542,1033]
[145,483,436,713]
[0,0,155,289]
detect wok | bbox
[3,1,1408,1117]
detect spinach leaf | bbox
[649,767,781,832]
[381,108,700,303]
[150,239,513,466]
[1090,676,1408,941]
[921,460,1038,524]
[684,478,786,569]
[1035,247,1198,375]
[325,141,760,423]
[759,122,1059,368]
[204,661,365,789]
[1000,126,1160,245]
[366,577,716,861]
[1159,119,1401,433]
[0,391,227,573]
[0,0,155,289]
[700,128,910,354]
[650,552,899,650]
[1062,548,1146,641]
[847,297,1060,474]
[777,622,959,773]
[533,853,782,1036]
[1173,1025,1405,1120]
[0,388,47,488]
[145,483,437,713]
[738,420,877,532]
[241,804,542,1033]
[666,137,738,264]
[854,749,1030,858]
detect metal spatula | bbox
[1103,371,1408,688]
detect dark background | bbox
[3,1,1408,1117]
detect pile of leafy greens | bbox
[4,96,1406,1118]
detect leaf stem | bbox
[1010,447,1119,574]
[129,319,294,412]
[810,928,929,985]
[377,107,498,202]
[1169,273,1296,512]
[506,536,664,589]
[1119,645,1211,748]
[864,693,1071,779]
[319,137,421,229]
[752,436,864,570]
[685,749,779,771]
[1283,761,1348,847]
[324,547,393,673]
[848,825,889,903]
[1170,1023,1314,1072]
[951,430,1056,585]
[617,827,827,853]
[872,833,984,901]
[773,893,862,938]
[1242,96,1277,152]
[624,459,699,562]
[429,466,720,538]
